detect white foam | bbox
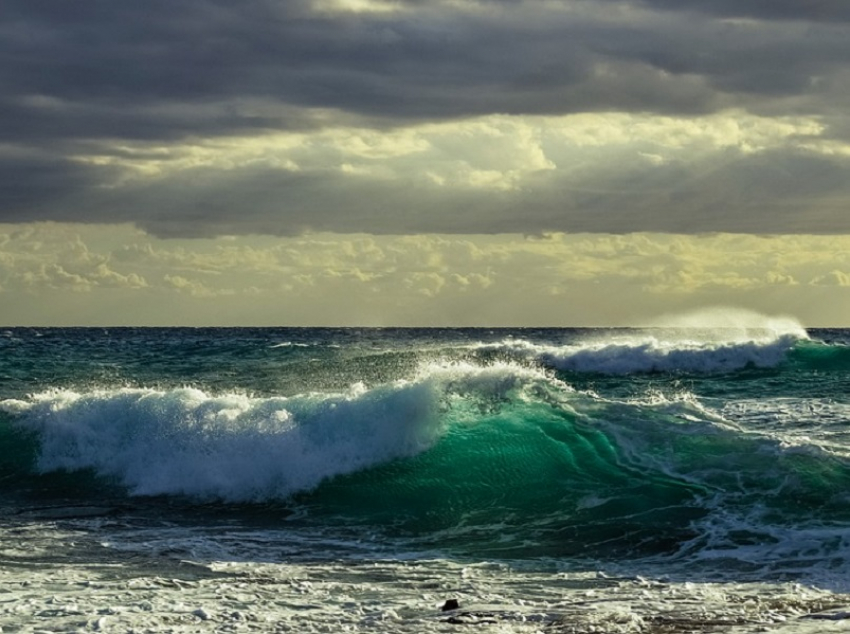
[414,359,569,398]
[717,397,850,457]
[482,333,803,375]
[3,517,846,634]
[472,309,808,374]
[7,382,443,501]
[3,360,559,502]
[485,334,800,374]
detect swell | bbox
[305,393,710,557]
[5,361,850,567]
[473,331,807,375]
[790,338,850,372]
[303,387,850,564]
[0,361,547,503]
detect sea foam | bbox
[2,361,556,502]
[478,309,807,374]
[485,334,800,374]
[5,381,443,501]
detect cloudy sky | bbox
[2,0,850,326]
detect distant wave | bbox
[476,332,804,374]
[474,307,810,374]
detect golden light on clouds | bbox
[75,110,828,185]
[2,223,850,326]
[311,0,402,14]
[5,1,850,325]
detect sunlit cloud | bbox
[55,110,847,237]
[3,1,850,325]
[2,224,850,325]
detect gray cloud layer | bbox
[2,0,850,236]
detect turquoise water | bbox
[3,324,850,584]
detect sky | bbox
[2,0,850,326]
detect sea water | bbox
[3,319,850,632]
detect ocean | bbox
[3,321,850,633]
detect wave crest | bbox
[485,334,800,374]
[5,382,442,501]
[1,360,557,502]
[470,309,809,375]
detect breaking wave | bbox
[476,309,809,374]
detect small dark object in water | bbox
[442,599,460,611]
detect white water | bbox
[476,308,807,374]
[2,517,850,634]
[0,360,562,503]
[2,381,443,501]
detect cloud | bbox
[0,225,149,292]
[810,270,850,286]
[3,224,850,325]
[5,0,847,130]
[623,0,850,23]
[164,274,229,297]
[20,111,842,236]
[11,227,850,323]
[2,0,850,237]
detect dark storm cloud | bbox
[624,0,850,22]
[2,0,850,234]
[5,0,846,130]
[2,0,592,125]
[0,150,118,220]
[373,0,850,23]
[59,147,849,238]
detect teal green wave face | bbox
[299,377,850,559]
[300,392,707,557]
[790,338,850,372]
